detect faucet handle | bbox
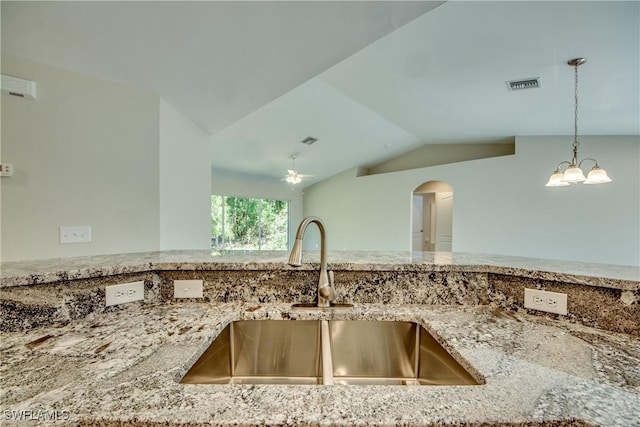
[324,270,336,301]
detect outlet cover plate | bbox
[174,280,203,298]
[105,281,144,307]
[60,226,92,244]
[524,288,568,315]
[0,163,13,177]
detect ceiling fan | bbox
[283,155,312,186]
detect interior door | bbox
[435,192,453,251]
[411,195,423,252]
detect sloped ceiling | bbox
[1,1,442,133]
[2,1,639,187]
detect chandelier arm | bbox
[578,158,599,168]
[555,160,572,171]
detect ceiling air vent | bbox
[300,136,318,145]
[506,77,541,91]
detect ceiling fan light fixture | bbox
[285,171,303,185]
[283,155,310,187]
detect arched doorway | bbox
[411,181,453,252]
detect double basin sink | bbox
[181,320,482,386]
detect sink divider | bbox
[414,326,421,377]
[229,322,236,378]
[320,320,334,385]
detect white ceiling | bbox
[2,1,639,187]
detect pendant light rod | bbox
[545,57,612,187]
[569,58,586,165]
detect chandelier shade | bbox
[584,166,612,184]
[545,171,570,187]
[563,166,586,183]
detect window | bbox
[211,195,289,250]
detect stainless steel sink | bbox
[180,320,481,386]
[181,320,322,384]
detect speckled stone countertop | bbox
[1,250,638,289]
[1,302,639,426]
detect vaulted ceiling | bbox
[3,1,638,186]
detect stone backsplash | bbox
[0,272,161,332]
[1,267,637,336]
[489,273,639,336]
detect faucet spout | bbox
[288,216,336,307]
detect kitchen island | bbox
[1,251,639,426]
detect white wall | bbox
[0,54,3,263]
[159,99,211,250]
[303,136,640,266]
[1,55,303,261]
[211,169,303,249]
[1,55,160,261]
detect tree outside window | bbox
[211,195,288,250]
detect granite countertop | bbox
[1,250,639,289]
[1,302,639,426]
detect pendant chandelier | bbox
[545,58,612,187]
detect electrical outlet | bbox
[0,163,14,177]
[105,281,144,307]
[524,288,568,315]
[59,226,92,244]
[173,280,203,298]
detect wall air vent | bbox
[1,74,37,100]
[300,136,318,145]
[506,77,541,91]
